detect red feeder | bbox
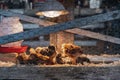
[0,46,28,53]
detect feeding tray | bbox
[0,46,28,53]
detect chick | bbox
[62,43,83,65]
[16,52,29,65]
[76,56,91,65]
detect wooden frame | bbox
[0,10,120,44]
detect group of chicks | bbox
[16,43,91,65]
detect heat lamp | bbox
[35,0,68,18]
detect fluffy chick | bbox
[56,53,65,64]
[16,52,29,65]
[47,45,57,64]
[62,43,83,65]
[76,56,91,65]
[29,48,49,65]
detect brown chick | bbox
[62,43,83,65]
[76,56,91,65]
[29,48,49,65]
[16,52,29,65]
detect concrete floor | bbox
[0,54,120,80]
[0,66,120,80]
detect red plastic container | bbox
[0,46,28,53]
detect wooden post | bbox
[50,0,74,53]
